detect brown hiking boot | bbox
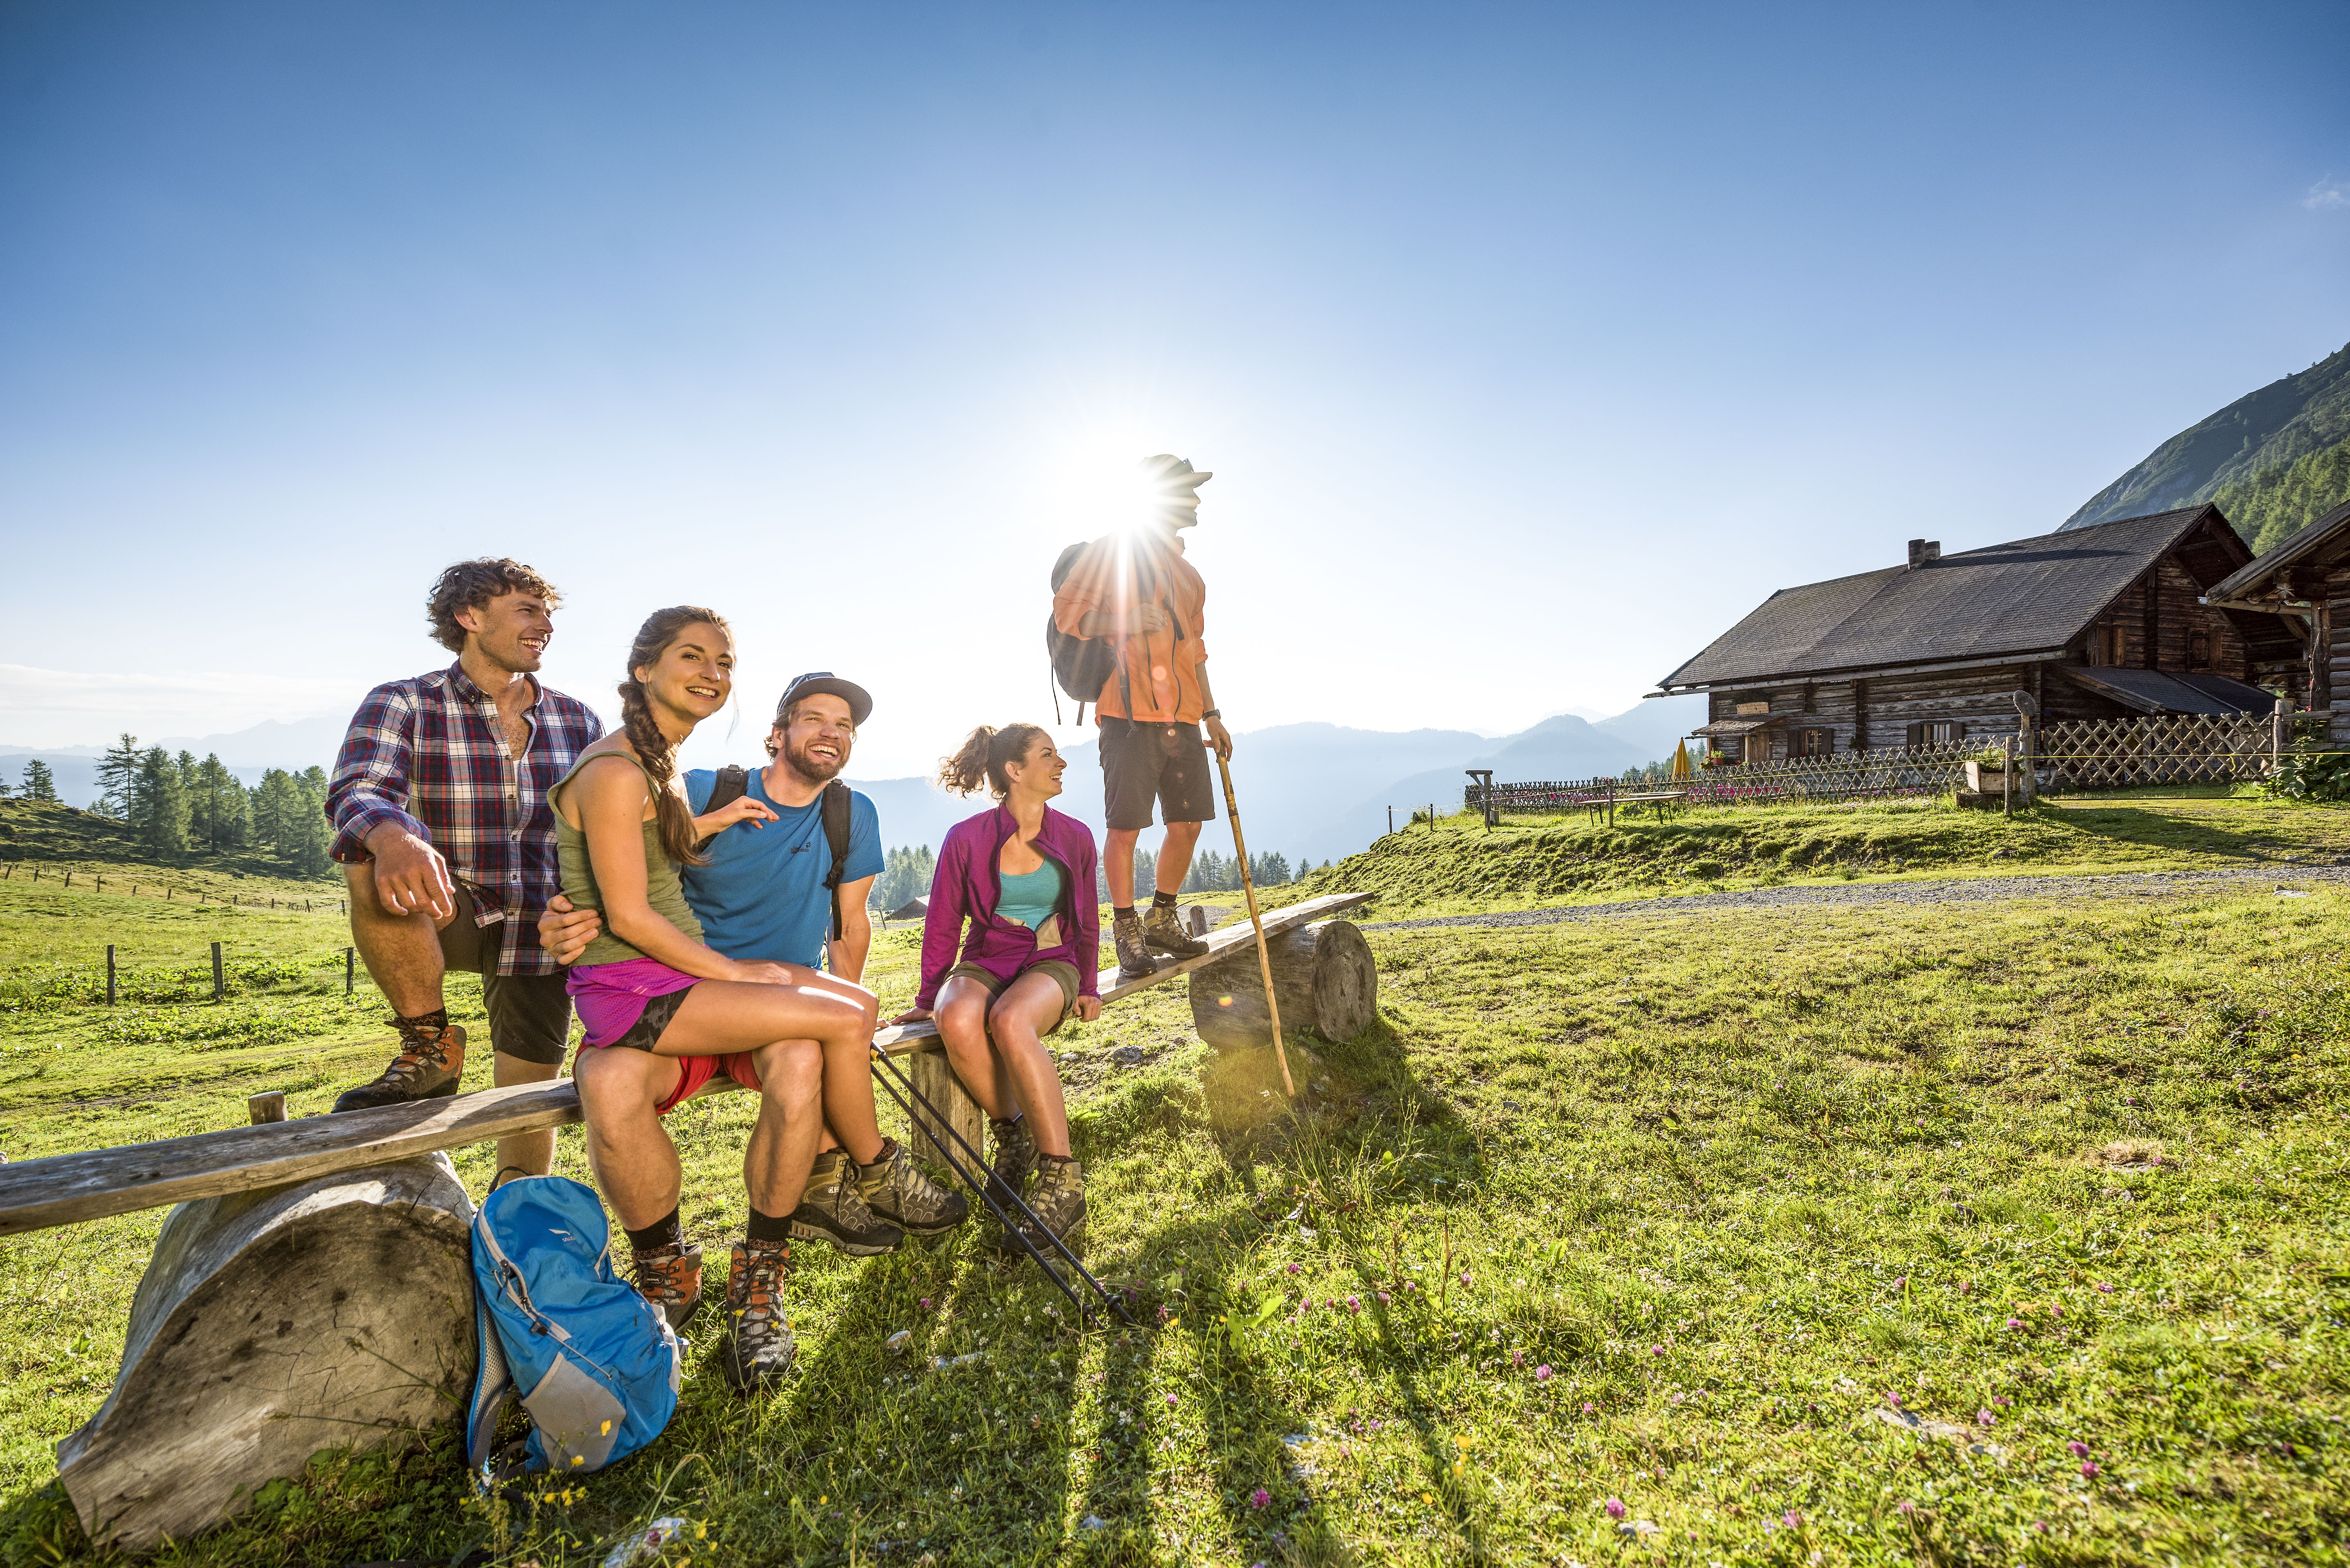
[632,1240,704,1333]
[720,1239,796,1393]
[1141,903,1209,959]
[332,1022,466,1112]
[787,1149,904,1256]
[984,1114,1038,1218]
[855,1140,970,1236]
[1016,1156,1088,1259]
[1111,909,1155,978]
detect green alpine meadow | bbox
[1,788,2344,1565]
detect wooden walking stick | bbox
[1215,753,1298,1101]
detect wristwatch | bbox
[1202,709,1221,720]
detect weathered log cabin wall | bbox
[2075,561,2257,681]
[1708,667,2047,760]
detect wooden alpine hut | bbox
[1652,506,2302,765]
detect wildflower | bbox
[1783,1509,1803,1529]
[1650,1343,1665,1356]
[2033,1520,2050,1534]
[1286,1262,1300,1274]
[1892,1275,1907,1290]
[1249,1488,1271,1510]
[1977,1411,1995,1427]
[1157,1305,1171,1323]
[1887,1392,1902,1408]
[2067,1440,2090,1458]
[1405,1280,1418,1293]
[1511,1348,1523,1366]
[2049,1305,2063,1318]
[1166,1394,1178,1408]
[1347,1295,1361,1314]
[2006,1317,2024,1330]
[1992,1395,2011,1407]
[1460,1270,1471,1286]
[1537,1365,1554,1381]
[1580,1400,1592,1412]
[2096,1282,2113,1294]
[1672,1392,1684,1404]
[1896,1500,1915,1517]
[1376,1291,1391,1304]
[2080,1461,2100,1479]
[919,1297,933,1311]
[1605,1498,1626,1520]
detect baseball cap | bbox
[775,671,872,727]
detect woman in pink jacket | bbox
[895,723,1101,1255]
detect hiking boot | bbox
[631,1240,704,1333]
[984,1114,1039,1219]
[1016,1156,1088,1258]
[332,1022,466,1112]
[787,1150,904,1256]
[719,1239,796,1393]
[1141,903,1209,959]
[1111,909,1156,978]
[855,1140,970,1237]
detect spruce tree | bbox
[19,759,58,803]
[190,755,248,850]
[95,734,142,818]
[134,747,191,855]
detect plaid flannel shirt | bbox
[326,663,603,976]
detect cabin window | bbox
[1905,720,1963,747]
[1743,733,1773,766]
[1795,727,1832,757]
[2088,624,2125,666]
[2189,630,2211,669]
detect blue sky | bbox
[2,1,2345,776]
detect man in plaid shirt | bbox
[326,558,602,1179]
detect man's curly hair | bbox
[425,559,561,653]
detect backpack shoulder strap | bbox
[821,780,854,942]
[691,764,749,854]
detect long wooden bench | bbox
[0,891,1374,1238]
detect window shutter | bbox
[1906,721,1925,748]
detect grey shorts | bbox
[1099,716,1218,831]
[437,879,574,1067]
[945,960,1081,1037]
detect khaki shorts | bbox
[945,959,1081,1036]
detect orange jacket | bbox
[1050,535,1209,723]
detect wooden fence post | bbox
[2002,735,2014,818]
[106,946,117,1007]
[210,943,224,1002]
[2273,697,2289,776]
[345,947,355,996]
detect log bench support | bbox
[0,891,1378,1549]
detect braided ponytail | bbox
[618,605,730,867]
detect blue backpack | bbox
[466,1177,682,1476]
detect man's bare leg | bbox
[574,1049,688,1231]
[1104,826,1141,907]
[344,861,446,1017]
[1156,818,1204,894]
[494,1052,561,1177]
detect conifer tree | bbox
[190,754,248,850]
[95,734,142,818]
[133,746,191,854]
[19,759,58,803]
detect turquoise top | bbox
[996,860,1064,931]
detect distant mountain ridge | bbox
[2063,341,2350,552]
[4,698,1710,868]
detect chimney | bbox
[1907,539,1940,569]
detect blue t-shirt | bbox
[681,769,885,969]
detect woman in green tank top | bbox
[552,606,910,1394]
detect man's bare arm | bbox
[828,874,877,984]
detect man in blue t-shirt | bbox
[541,672,967,1281]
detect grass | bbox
[1273,785,2350,919]
[0,791,2345,1564]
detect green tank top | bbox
[550,750,704,968]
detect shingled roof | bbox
[1656,506,2249,692]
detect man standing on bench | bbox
[1051,454,1235,977]
[325,559,601,1183]
[539,672,968,1283]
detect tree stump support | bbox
[55,1155,476,1553]
[1188,919,1379,1052]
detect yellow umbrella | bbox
[1671,739,1692,779]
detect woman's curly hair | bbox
[426,559,561,653]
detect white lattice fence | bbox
[2039,714,2269,788]
[1677,740,1979,804]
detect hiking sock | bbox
[1151,891,1178,909]
[625,1209,683,1252]
[1038,1152,1076,1166]
[865,1137,899,1168]
[746,1206,795,1246]
[1112,905,1136,920]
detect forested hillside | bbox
[0,735,332,876]
[2064,340,2350,550]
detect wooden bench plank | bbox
[0,891,1376,1237]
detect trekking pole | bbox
[1214,754,1297,1101]
[868,1046,1136,1326]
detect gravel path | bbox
[1362,861,2350,932]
